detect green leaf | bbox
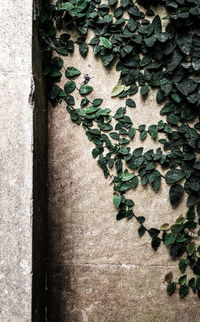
[160,223,170,231]
[148,125,158,140]
[186,242,195,256]
[48,85,60,100]
[109,132,119,140]
[165,272,173,283]
[65,67,81,78]
[79,85,93,95]
[179,259,188,274]
[177,79,197,96]
[186,207,195,221]
[76,0,87,12]
[167,282,176,296]
[122,173,135,182]
[140,130,147,141]
[58,3,74,11]
[167,50,182,73]
[100,123,113,131]
[151,236,161,251]
[169,184,184,207]
[179,285,189,298]
[64,81,76,94]
[111,85,126,97]
[178,275,187,286]
[128,128,136,139]
[144,35,157,47]
[164,233,176,246]
[79,43,88,57]
[93,98,103,107]
[140,85,149,96]
[113,195,121,208]
[160,78,172,96]
[126,98,136,108]
[165,169,185,184]
[188,277,195,291]
[100,37,112,49]
[138,225,146,237]
[49,69,62,78]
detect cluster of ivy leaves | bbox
[39,0,200,299]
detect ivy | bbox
[39,0,200,300]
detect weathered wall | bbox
[47,21,200,322]
[0,1,47,321]
[0,0,33,321]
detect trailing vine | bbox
[39,0,200,299]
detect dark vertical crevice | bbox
[32,0,48,320]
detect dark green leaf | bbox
[169,184,184,207]
[65,67,81,78]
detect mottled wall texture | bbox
[47,9,200,322]
[0,1,47,321]
[0,1,33,321]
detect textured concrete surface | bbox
[48,20,200,322]
[0,1,33,321]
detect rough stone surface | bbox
[48,15,200,322]
[0,1,33,321]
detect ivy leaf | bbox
[76,0,87,12]
[64,81,76,94]
[151,236,161,251]
[126,98,136,108]
[179,285,189,298]
[167,50,182,73]
[188,278,196,291]
[165,272,173,283]
[58,3,74,11]
[148,125,158,140]
[165,169,185,184]
[187,194,199,207]
[160,78,172,96]
[100,37,112,49]
[179,259,188,274]
[138,226,146,237]
[176,33,192,55]
[144,35,157,48]
[186,207,195,221]
[113,195,121,208]
[140,130,147,140]
[79,85,93,95]
[176,79,197,96]
[109,132,119,140]
[65,67,81,78]
[140,85,149,96]
[164,233,176,246]
[79,43,88,57]
[169,184,184,207]
[186,242,195,257]
[167,282,176,296]
[160,223,170,231]
[48,85,60,100]
[93,98,103,107]
[178,275,187,286]
[122,173,135,181]
[111,85,126,97]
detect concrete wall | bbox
[0,0,33,321]
[48,24,200,322]
[0,1,47,321]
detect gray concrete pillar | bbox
[0,1,47,321]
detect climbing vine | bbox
[39,0,200,299]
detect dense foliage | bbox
[39,0,200,298]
